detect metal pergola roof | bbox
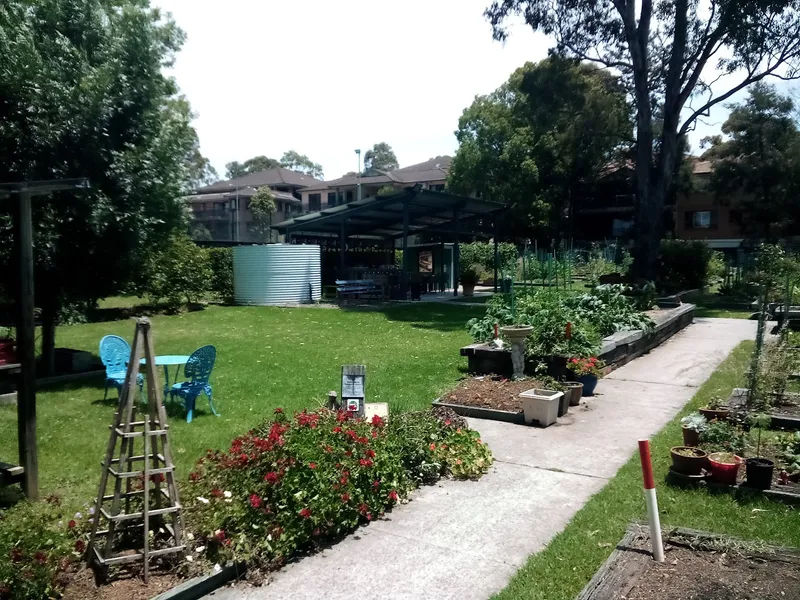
[273,187,506,239]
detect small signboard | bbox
[341,365,366,418]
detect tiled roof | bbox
[195,167,321,193]
[186,187,301,204]
[301,156,452,192]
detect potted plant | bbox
[707,452,743,485]
[460,264,482,297]
[745,412,775,489]
[519,388,563,427]
[0,327,15,365]
[567,357,604,396]
[538,376,569,417]
[670,446,708,475]
[563,381,584,407]
[699,395,730,421]
[680,412,708,447]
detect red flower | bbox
[150,473,164,484]
[388,490,398,502]
[215,530,227,541]
[371,414,384,427]
[336,411,349,422]
[340,475,349,485]
[68,520,76,530]
[323,445,333,453]
[571,358,579,363]
[359,458,373,467]
[429,443,436,451]
[345,450,353,457]
[358,503,369,514]
[372,480,380,490]
[365,449,376,458]
[299,508,312,519]
[189,471,200,482]
[34,551,47,564]
[74,539,86,553]
[365,513,373,521]
[309,462,317,470]
[211,488,223,498]
[332,426,342,434]
[250,494,262,508]
[264,472,279,484]
[10,547,23,563]
[341,493,350,502]
[274,407,283,414]
[372,430,378,439]
[445,419,451,426]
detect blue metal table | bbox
[140,355,190,400]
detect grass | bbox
[495,340,800,600]
[691,293,754,319]
[0,302,482,506]
[449,294,494,304]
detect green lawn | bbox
[449,294,494,304]
[0,303,482,505]
[495,340,800,600]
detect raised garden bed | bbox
[577,525,800,600]
[461,304,695,377]
[726,387,800,430]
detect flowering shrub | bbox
[185,408,492,569]
[567,356,604,377]
[0,497,88,600]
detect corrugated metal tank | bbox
[233,244,322,305]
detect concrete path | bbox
[209,318,756,600]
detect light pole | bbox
[355,149,361,202]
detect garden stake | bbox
[638,439,664,562]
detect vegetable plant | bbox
[680,412,708,433]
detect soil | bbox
[61,566,184,600]
[441,376,544,412]
[733,441,800,494]
[773,399,800,418]
[626,543,800,600]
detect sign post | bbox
[341,365,366,418]
[638,439,665,562]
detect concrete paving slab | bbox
[206,318,756,600]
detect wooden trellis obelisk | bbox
[88,318,184,581]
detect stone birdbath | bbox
[500,325,533,380]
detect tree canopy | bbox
[363,142,399,172]
[0,0,208,371]
[487,0,800,277]
[701,83,800,240]
[280,150,324,179]
[248,186,277,242]
[448,57,631,240]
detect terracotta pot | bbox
[699,407,729,421]
[670,446,708,475]
[564,382,584,407]
[682,426,700,447]
[707,452,742,485]
[462,283,475,297]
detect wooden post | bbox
[15,190,37,500]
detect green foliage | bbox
[448,57,631,237]
[207,247,234,304]
[680,412,709,433]
[0,499,87,600]
[702,83,800,240]
[225,156,281,179]
[184,408,491,568]
[460,242,517,278]
[568,284,654,337]
[658,240,715,292]
[376,184,397,197]
[0,0,206,331]
[280,150,324,179]
[143,235,211,309]
[249,187,277,243]
[459,265,484,286]
[566,356,604,377]
[363,142,399,172]
[699,421,746,456]
[190,223,213,242]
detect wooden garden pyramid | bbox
[88,318,184,581]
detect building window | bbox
[327,192,337,207]
[685,210,716,229]
[346,190,354,202]
[308,193,321,211]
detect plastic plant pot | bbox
[564,382,584,407]
[577,374,598,396]
[745,457,775,490]
[670,446,708,476]
[682,426,701,447]
[520,389,563,427]
[707,452,743,485]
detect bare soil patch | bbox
[441,376,542,412]
[61,566,184,600]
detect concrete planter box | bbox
[460,304,696,376]
[520,389,562,427]
[430,399,524,424]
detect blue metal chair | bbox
[170,345,217,423]
[99,335,143,401]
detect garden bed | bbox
[726,387,800,430]
[577,525,800,600]
[432,377,543,424]
[461,303,695,377]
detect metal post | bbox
[453,206,460,297]
[493,218,499,294]
[402,200,410,297]
[15,190,38,499]
[339,220,346,273]
[355,149,362,202]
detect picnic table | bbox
[140,355,190,399]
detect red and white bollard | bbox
[638,439,665,562]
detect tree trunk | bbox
[40,296,57,377]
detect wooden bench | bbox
[336,279,384,301]
[0,461,24,487]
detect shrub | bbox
[207,247,234,303]
[658,240,714,292]
[0,499,87,600]
[460,242,517,279]
[143,235,211,309]
[184,408,491,569]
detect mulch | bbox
[61,566,184,600]
[441,376,543,413]
[626,543,800,599]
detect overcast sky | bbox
[152,0,790,182]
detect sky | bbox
[152,0,792,182]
